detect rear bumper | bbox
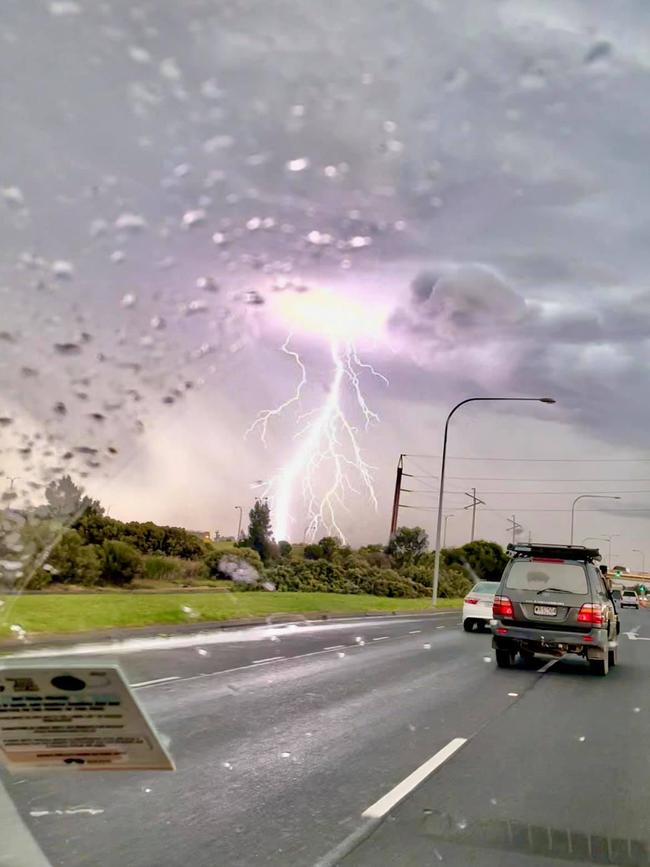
[491,621,609,654]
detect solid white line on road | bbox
[362,738,467,819]
[538,658,559,673]
[372,636,389,641]
[130,676,180,688]
[408,630,421,634]
[134,623,458,689]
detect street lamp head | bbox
[539,397,556,404]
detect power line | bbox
[403,455,650,462]
[400,505,650,513]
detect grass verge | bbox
[0,592,461,637]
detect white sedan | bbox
[462,581,500,632]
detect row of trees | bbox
[2,482,508,598]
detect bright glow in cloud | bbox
[269,286,388,342]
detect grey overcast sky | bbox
[2,0,650,561]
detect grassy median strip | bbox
[0,593,461,637]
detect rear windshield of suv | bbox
[505,560,589,594]
[471,582,499,594]
[623,591,637,597]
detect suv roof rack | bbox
[507,542,601,562]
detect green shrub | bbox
[443,540,507,583]
[278,540,293,558]
[142,555,209,584]
[101,540,144,586]
[438,566,472,599]
[304,543,324,561]
[40,530,103,586]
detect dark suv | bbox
[491,543,620,676]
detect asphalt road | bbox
[2,608,649,866]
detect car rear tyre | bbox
[589,655,609,676]
[463,619,474,632]
[520,649,536,667]
[496,649,514,668]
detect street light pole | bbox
[633,548,645,573]
[234,505,243,541]
[443,515,451,547]
[570,495,621,544]
[431,396,556,605]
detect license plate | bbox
[534,605,557,616]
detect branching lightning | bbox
[247,335,388,543]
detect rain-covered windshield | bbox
[2,2,650,866]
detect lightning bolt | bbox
[248,337,388,543]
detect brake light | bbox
[577,603,604,626]
[493,595,514,618]
[464,597,478,605]
[532,557,565,563]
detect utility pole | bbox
[463,488,485,542]
[234,505,243,541]
[389,454,404,540]
[507,515,522,545]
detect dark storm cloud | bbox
[389,262,650,444]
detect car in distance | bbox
[612,565,630,575]
[620,590,639,609]
[491,543,620,676]
[462,581,499,632]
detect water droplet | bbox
[457,818,467,830]
[110,250,125,264]
[354,636,365,645]
[423,643,432,650]
[159,57,181,81]
[143,787,152,794]
[2,186,25,206]
[150,316,166,330]
[307,230,333,246]
[348,236,372,249]
[51,260,74,279]
[383,120,397,133]
[245,290,264,306]
[291,104,305,117]
[633,707,641,713]
[280,751,291,759]
[305,732,313,737]
[184,299,208,315]
[490,798,497,805]
[196,276,218,292]
[212,231,227,245]
[578,736,586,742]
[10,624,26,640]
[507,692,518,697]
[115,213,147,232]
[128,45,151,64]
[121,293,136,308]
[408,724,416,732]
[270,635,280,643]
[323,165,338,178]
[54,342,81,355]
[337,652,345,658]
[286,157,309,173]
[222,761,233,770]
[49,1,81,16]
[584,41,612,64]
[483,656,491,663]
[246,217,261,231]
[182,209,206,228]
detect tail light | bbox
[464,597,478,605]
[577,603,604,626]
[493,595,514,618]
